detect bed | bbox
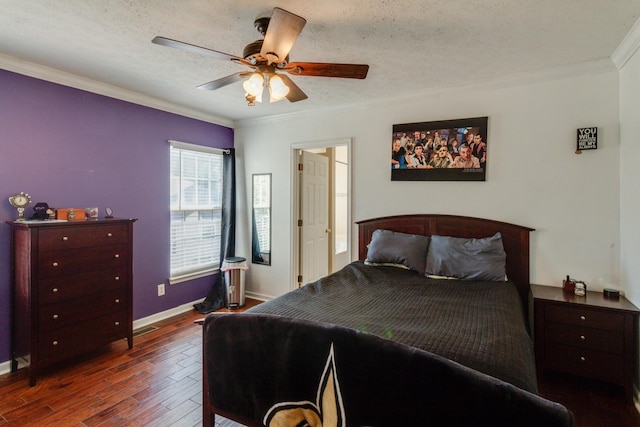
[201,214,574,426]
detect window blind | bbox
[170,143,223,280]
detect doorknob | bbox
[325,228,332,233]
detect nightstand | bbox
[532,284,639,401]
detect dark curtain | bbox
[194,148,236,314]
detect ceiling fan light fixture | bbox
[268,74,290,102]
[242,72,264,105]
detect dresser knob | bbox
[580,335,586,340]
[107,232,113,237]
[115,299,120,303]
[114,254,120,259]
[580,356,586,362]
[580,315,586,321]
[115,321,120,326]
[52,262,59,267]
[52,341,58,346]
[115,276,120,281]
[62,236,69,241]
[53,314,59,319]
[52,288,59,293]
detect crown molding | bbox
[612,17,640,69]
[0,53,234,128]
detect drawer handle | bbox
[52,262,59,267]
[53,314,59,319]
[115,299,120,303]
[580,315,586,321]
[580,335,586,341]
[115,321,120,326]
[107,232,113,237]
[114,254,120,259]
[115,276,120,281]
[52,341,58,346]
[62,236,69,241]
[52,288,59,293]
[580,356,586,362]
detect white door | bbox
[300,150,329,285]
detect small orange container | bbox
[56,208,86,221]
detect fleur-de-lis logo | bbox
[264,344,346,427]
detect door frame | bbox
[290,138,352,291]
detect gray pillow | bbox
[366,229,430,273]
[425,233,506,281]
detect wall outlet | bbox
[157,283,165,296]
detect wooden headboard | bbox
[357,214,534,325]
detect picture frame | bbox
[576,127,597,152]
[391,116,488,181]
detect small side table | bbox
[532,284,639,401]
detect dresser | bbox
[8,218,136,386]
[532,284,639,400]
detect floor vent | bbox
[133,325,159,337]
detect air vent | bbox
[133,325,159,337]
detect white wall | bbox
[236,70,622,300]
[619,46,640,308]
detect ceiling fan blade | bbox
[285,62,369,79]
[152,36,244,62]
[197,72,250,91]
[279,74,308,102]
[260,8,306,64]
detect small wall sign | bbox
[576,127,597,153]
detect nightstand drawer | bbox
[545,304,624,331]
[546,322,623,354]
[546,343,624,384]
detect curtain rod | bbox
[169,139,231,155]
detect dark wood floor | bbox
[0,298,638,426]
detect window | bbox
[170,141,224,283]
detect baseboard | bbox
[132,298,205,330]
[245,291,272,302]
[0,360,12,377]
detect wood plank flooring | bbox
[0,297,638,426]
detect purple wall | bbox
[0,69,234,364]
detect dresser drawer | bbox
[38,244,129,278]
[39,266,127,304]
[545,304,624,331]
[545,322,623,354]
[546,343,624,385]
[39,311,129,366]
[38,224,129,251]
[39,288,128,332]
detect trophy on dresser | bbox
[8,192,32,221]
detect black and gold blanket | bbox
[203,261,574,426]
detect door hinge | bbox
[297,275,303,284]
[298,163,303,171]
[298,219,303,227]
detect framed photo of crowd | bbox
[391,116,488,181]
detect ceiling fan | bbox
[152,7,369,106]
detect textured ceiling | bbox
[1,1,638,125]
